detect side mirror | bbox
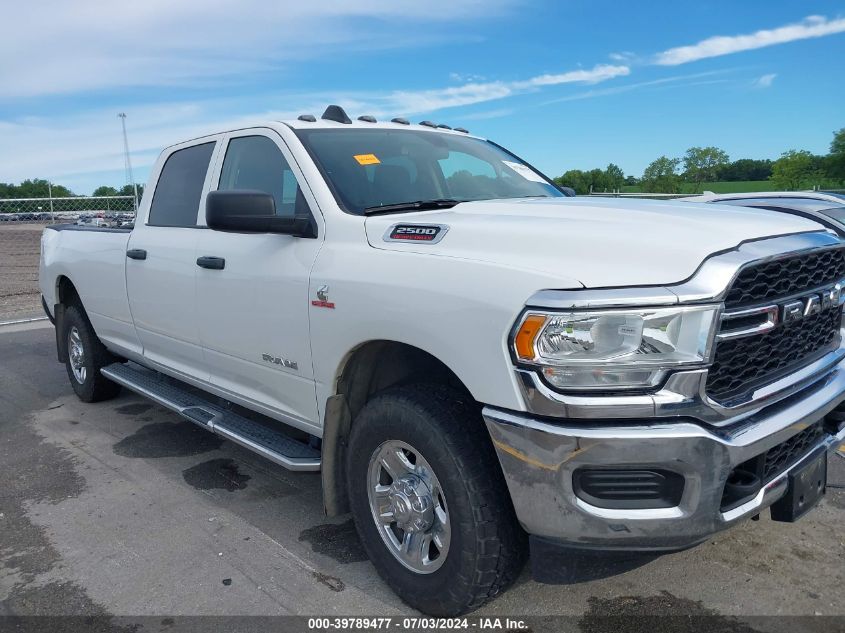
[206,190,313,236]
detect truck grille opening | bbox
[720,421,826,511]
[706,247,845,404]
[762,422,825,481]
[706,307,841,402]
[724,248,845,309]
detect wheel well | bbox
[321,340,474,517]
[337,340,470,422]
[56,275,81,307]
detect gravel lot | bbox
[0,224,45,321]
[1,322,844,632]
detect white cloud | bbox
[654,15,845,65]
[0,0,519,98]
[449,72,487,83]
[542,69,735,104]
[753,73,777,88]
[0,64,630,193]
[384,64,629,112]
[460,107,515,121]
[513,65,630,88]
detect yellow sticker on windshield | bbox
[354,153,381,165]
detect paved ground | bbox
[1,322,844,630]
[0,224,45,322]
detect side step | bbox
[101,363,321,472]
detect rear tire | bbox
[63,304,121,402]
[346,384,526,615]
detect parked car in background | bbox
[75,217,110,228]
[684,191,845,236]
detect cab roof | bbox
[279,104,483,139]
[162,105,485,152]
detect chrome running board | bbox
[101,363,321,472]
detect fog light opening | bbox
[573,468,685,510]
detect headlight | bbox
[513,306,719,391]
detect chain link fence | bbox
[0,196,137,323]
[3,190,844,324]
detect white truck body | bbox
[40,111,845,614]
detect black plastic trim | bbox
[41,296,55,324]
[54,303,67,363]
[573,468,685,509]
[196,256,225,270]
[321,105,352,124]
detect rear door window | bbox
[148,142,215,227]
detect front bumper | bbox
[484,358,845,551]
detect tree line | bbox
[555,127,845,195]
[0,179,144,200]
[3,128,844,200]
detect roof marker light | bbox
[358,115,377,123]
[391,117,410,125]
[419,120,437,128]
[297,114,316,122]
[454,127,469,133]
[321,105,352,124]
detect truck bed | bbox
[46,224,132,234]
[40,224,140,357]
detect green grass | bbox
[621,180,775,194]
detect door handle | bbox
[126,249,147,260]
[196,256,225,270]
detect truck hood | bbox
[365,197,826,288]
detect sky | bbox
[1,1,844,195]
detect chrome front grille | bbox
[724,248,845,309]
[707,307,840,402]
[707,247,845,404]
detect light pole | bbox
[118,113,140,211]
[47,181,55,221]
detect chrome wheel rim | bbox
[367,440,450,574]
[68,326,87,384]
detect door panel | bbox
[126,138,219,382]
[195,231,318,424]
[126,227,203,377]
[195,130,323,429]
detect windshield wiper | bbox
[363,199,462,215]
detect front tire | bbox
[347,384,526,615]
[63,304,121,402]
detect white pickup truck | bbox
[40,106,845,614]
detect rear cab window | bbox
[148,142,216,227]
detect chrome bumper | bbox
[484,358,845,551]
[515,346,845,427]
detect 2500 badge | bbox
[385,224,448,244]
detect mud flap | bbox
[54,303,67,363]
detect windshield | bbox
[294,128,563,215]
[818,206,845,223]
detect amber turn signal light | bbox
[514,314,547,361]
